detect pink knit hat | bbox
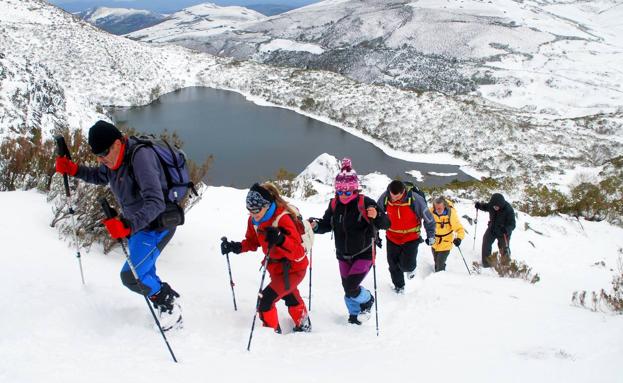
[335,158,360,192]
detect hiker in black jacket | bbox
[475,193,516,267]
[310,158,390,325]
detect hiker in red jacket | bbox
[221,183,311,333]
[377,180,436,293]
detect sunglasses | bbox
[248,207,262,214]
[95,147,111,158]
[336,190,353,196]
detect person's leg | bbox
[434,251,450,272]
[257,286,281,332]
[400,240,419,278]
[497,233,511,261]
[481,228,495,268]
[120,229,175,296]
[386,240,405,288]
[341,259,373,318]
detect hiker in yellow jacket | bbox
[429,196,465,272]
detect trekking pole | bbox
[54,135,85,285]
[100,198,178,363]
[247,248,271,352]
[472,208,479,252]
[308,247,313,311]
[456,245,471,275]
[220,237,238,311]
[371,227,380,337]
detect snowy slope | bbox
[1,0,622,187]
[126,3,265,43]
[131,0,623,118]
[79,7,165,35]
[1,174,622,382]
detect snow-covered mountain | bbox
[126,3,265,44]
[129,0,623,118]
[78,7,165,35]
[1,0,622,187]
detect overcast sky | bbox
[48,0,319,13]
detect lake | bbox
[112,87,473,188]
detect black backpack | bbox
[128,135,199,228]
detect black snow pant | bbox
[481,228,510,267]
[387,239,420,288]
[432,250,451,272]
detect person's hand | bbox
[55,156,78,176]
[308,218,319,230]
[221,239,242,254]
[367,206,378,219]
[425,237,435,246]
[475,202,482,210]
[453,238,462,247]
[102,217,131,239]
[265,227,285,247]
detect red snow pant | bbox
[258,268,308,331]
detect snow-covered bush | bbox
[472,252,540,284]
[573,255,623,314]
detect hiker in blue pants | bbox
[55,121,182,331]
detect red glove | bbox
[55,156,78,176]
[103,217,131,239]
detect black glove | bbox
[425,237,435,246]
[453,238,462,247]
[265,227,285,247]
[221,239,242,255]
[375,236,383,249]
[475,202,482,210]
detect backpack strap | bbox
[357,195,370,223]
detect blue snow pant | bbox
[120,228,175,297]
[339,258,373,315]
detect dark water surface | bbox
[112,87,472,188]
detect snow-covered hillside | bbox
[1,0,622,187]
[126,3,265,44]
[131,0,623,118]
[79,7,165,35]
[1,173,622,382]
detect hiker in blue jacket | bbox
[55,121,182,331]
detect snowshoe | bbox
[348,314,362,325]
[360,295,374,314]
[150,282,183,332]
[293,316,312,333]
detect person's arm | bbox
[451,207,465,240]
[74,164,109,185]
[241,218,259,253]
[505,205,516,235]
[376,192,388,214]
[269,215,304,260]
[125,148,166,232]
[413,195,435,240]
[314,202,334,234]
[364,196,390,230]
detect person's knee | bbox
[120,270,145,294]
[258,287,278,312]
[344,285,361,298]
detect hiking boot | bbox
[293,316,312,333]
[393,286,405,295]
[150,282,182,332]
[360,295,374,314]
[348,314,362,325]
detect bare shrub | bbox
[472,252,540,284]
